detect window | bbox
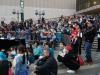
[76,0,100,11]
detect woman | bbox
[74,23,82,55]
[57,42,80,73]
[13,45,29,75]
[70,26,79,55]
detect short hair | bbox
[18,44,26,53]
[34,40,40,46]
[60,42,66,46]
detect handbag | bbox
[9,68,14,75]
[77,55,84,66]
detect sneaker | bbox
[88,59,93,65]
[85,59,93,65]
[88,61,93,65]
[67,70,76,73]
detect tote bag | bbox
[77,55,84,66]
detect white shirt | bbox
[59,48,68,57]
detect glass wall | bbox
[76,0,100,11]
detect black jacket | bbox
[62,54,80,71]
[84,26,96,43]
[35,56,58,75]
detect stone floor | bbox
[29,50,100,75]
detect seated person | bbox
[33,41,43,60]
[44,42,54,57]
[28,49,35,65]
[34,49,58,75]
[57,42,80,73]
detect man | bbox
[83,20,96,64]
[34,49,58,75]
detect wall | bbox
[0,0,76,9]
[25,7,76,20]
[0,0,76,23]
[24,0,76,9]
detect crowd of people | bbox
[0,14,100,75]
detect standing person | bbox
[70,26,79,55]
[77,29,82,55]
[74,23,82,55]
[83,20,96,64]
[34,49,58,75]
[13,45,29,75]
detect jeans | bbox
[84,42,92,62]
[56,32,62,43]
